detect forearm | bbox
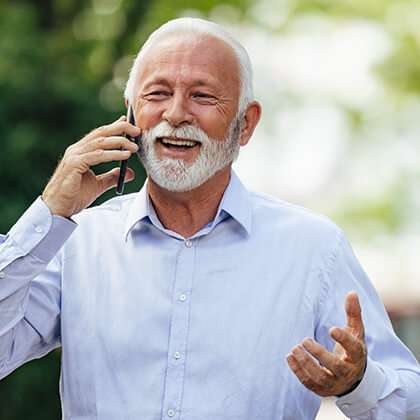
[0,197,75,373]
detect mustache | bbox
[143,121,212,144]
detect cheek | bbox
[136,102,164,129]
[191,106,230,139]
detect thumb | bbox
[345,291,364,339]
[96,167,135,193]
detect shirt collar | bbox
[215,170,252,235]
[124,169,252,241]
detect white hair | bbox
[123,17,254,113]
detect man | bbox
[0,17,419,420]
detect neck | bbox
[147,166,232,238]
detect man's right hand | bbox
[42,115,141,218]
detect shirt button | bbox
[35,226,43,234]
[179,294,187,302]
[173,351,181,360]
[342,403,350,409]
[0,271,5,279]
[167,409,176,417]
[184,239,193,248]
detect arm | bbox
[287,230,420,419]
[0,198,75,378]
[0,115,140,379]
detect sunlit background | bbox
[0,0,419,418]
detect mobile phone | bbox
[116,105,141,195]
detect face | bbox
[132,33,243,192]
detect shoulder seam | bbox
[248,191,334,224]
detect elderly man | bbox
[0,17,419,420]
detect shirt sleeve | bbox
[0,197,76,379]
[314,230,420,420]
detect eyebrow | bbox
[142,77,220,91]
[142,78,171,90]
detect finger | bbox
[287,353,315,389]
[287,353,328,395]
[80,149,133,167]
[80,116,128,142]
[345,292,364,339]
[86,121,141,143]
[330,327,364,362]
[302,338,346,377]
[79,136,139,154]
[97,167,135,192]
[291,345,335,388]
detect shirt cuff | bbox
[336,358,386,417]
[7,196,77,262]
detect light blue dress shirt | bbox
[0,171,419,420]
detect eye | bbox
[145,91,171,99]
[192,92,217,104]
[192,92,214,99]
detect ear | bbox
[238,101,262,146]
[124,98,129,109]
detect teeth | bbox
[161,138,197,147]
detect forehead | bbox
[136,33,240,91]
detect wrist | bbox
[41,193,72,219]
[336,358,367,397]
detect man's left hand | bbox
[286,291,367,397]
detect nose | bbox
[162,92,193,127]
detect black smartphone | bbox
[116,105,141,195]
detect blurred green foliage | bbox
[1,0,419,418]
[0,0,247,418]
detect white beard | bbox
[137,116,242,192]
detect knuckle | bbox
[300,376,310,387]
[333,359,342,372]
[66,155,80,167]
[96,125,108,136]
[318,372,328,384]
[302,378,316,392]
[96,136,106,146]
[323,379,334,390]
[81,129,94,141]
[354,341,365,359]
[64,144,76,156]
[335,361,347,376]
[312,346,322,357]
[362,345,367,359]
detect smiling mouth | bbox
[157,137,200,149]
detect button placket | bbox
[160,240,197,419]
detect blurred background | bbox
[0,0,419,418]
